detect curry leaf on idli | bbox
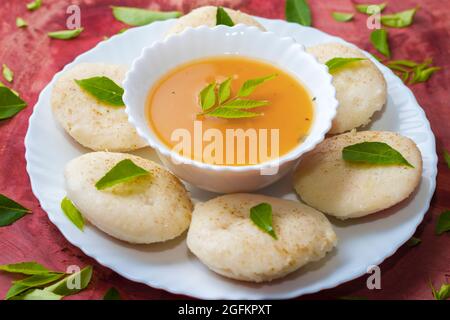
[216,7,234,26]
[75,76,124,106]
[95,159,149,190]
[111,6,181,26]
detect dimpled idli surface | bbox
[294,131,422,219]
[307,43,387,134]
[51,63,147,152]
[166,6,265,35]
[65,152,193,243]
[187,194,337,282]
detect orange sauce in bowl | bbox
[146,56,313,166]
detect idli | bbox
[187,194,337,282]
[166,6,265,35]
[52,63,147,152]
[65,152,193,243]
[294,131,422,219]
[307,43,387,134]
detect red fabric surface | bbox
[0,0,449,300]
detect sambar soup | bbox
[146,56,314,166]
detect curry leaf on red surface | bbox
[48,28,83,40]
[26,0,42,11]
[370,29,390,58]
[332,12,354,22]
[286,0,312,26]
[104,287,121,300]
[0,262,53,275]
[2,64,13,83]
[435,210,450,235]
[355,3,386,14]
[44,266,93,296]
[381,8,417,28]
[0,193,30,226]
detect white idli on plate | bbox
[187,194,337,282]
[166,6,265,35]
[51,63,147,152]
[65,152,193,243]
[307,43,387,134]
[294,131,422,219]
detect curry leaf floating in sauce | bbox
[222,99,269,109]
[250,203,277,240]
[355,2,386,14]
[0,194,30,227]
[238,74,277,97]
[286,0,312,26]
[48,28,84,40]
[381,8,417,28]
[325,57,367,74]
[111,6,181,26]
[95,159,150,190]
[216,7,234,26]
[26,0,42,11]
[61,197,85,231]
[198,74,277,119]
[0,87,26,120]
[75,76,124,106]
[199,82,216,111]
[218,77,232,103]
[370,29,390,58]
[342,142,414,168]
[332,12,354,22]
[207,108,261,119]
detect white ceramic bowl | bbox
[124,25,338,193]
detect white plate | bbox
[25,18,437,299]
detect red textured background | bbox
[0,0,449,300]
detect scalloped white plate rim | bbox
[24,17,437,300]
